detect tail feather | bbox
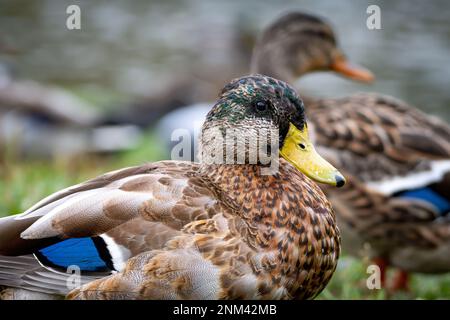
[0,255,103,296]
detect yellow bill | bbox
[280,123,345,187]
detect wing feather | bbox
[309,93,450,182]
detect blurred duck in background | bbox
[0,40,141,159]
[0,72,141,158]
[158,11,450,290]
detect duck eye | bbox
[255,101,269,113]
[299,143,306,150]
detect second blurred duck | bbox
[158,12,450,290]
[0,71,141,158]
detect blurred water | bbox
[0,0,449,120]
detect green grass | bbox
[318,255,450,299]
[1,132,450,299]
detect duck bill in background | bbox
[280,123,346,187]
[331,56,375,83]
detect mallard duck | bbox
[0,74,344,300]
[251,12,450,290]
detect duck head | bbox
[251,12,374,84]
[200,74,345,187]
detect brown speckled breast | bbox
[202,158,340,299]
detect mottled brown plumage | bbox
[310,94,450,274]
[65,159,339,300]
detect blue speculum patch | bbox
[397,187,450,215]
[36,237,111,272]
